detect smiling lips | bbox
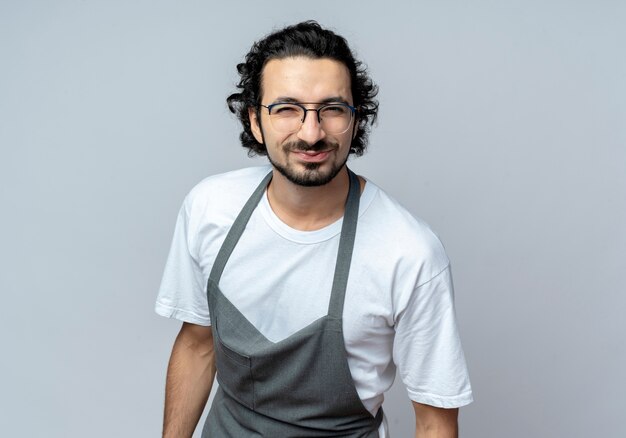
[292,149,332,163]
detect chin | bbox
[271,159,347,187]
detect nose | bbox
[296,109,326,145]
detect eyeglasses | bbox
[259,102,356,134]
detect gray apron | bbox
[203,168,383,437]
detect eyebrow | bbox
[271,96,351,105]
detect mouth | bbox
[292,149,333,163]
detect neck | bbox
[266,166,352,231]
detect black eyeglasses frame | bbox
[258,101,357,127]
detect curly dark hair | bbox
[227,21,379,156]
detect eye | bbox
[321,105,348,116]
[272,104,300,115]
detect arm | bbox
[413,401,458,438]
[163,322,217,438]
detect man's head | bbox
[227,21,378,160]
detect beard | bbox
[267,140,349,187]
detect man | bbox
[156,21,472,437]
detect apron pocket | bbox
[214,329,255,410]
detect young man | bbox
[156,21,472,438]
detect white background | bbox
[2,1,625,436]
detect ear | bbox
[248,107,264,144]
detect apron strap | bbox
[208,170,273,283]
[327,169,361,318]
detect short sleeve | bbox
[393,265,473,408]
[155,197,211,326]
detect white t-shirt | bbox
[156,166,473,435]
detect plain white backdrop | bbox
[1,1,625,437]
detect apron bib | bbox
[203,169,382,437]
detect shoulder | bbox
[185,165,272,206]
[358,178,450,284]
[182,165,272,216]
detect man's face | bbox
[249,57,355,187]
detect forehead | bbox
[260,57,352,103]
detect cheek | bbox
[339,132,354,149]
[277,132,302,146]
[265,132,294,154]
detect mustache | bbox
[283,140,337,153]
